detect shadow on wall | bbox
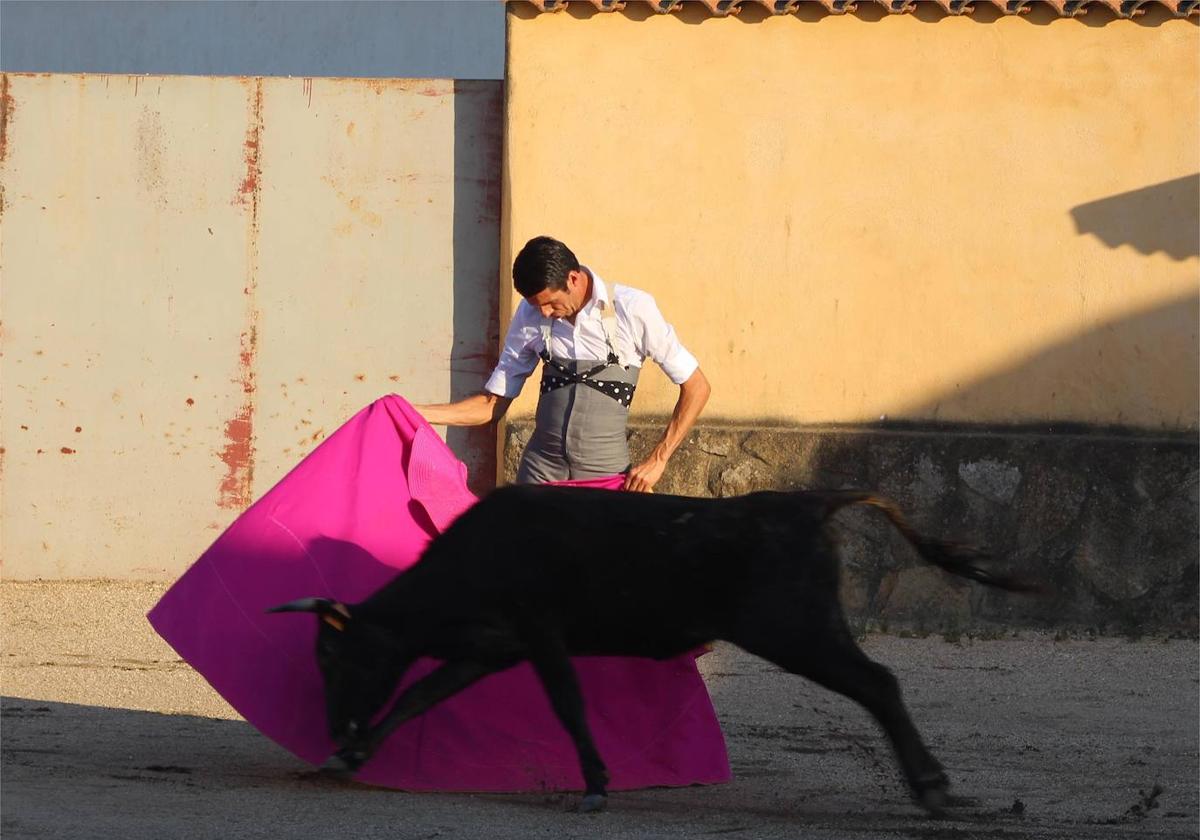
[892,291,1200,429]
[796,294,1196,635]
[447,81,503,495]
[899,172,1199,426]
[1070,174,1200,261]
[844,294,1195,633]
[626,293,1200,634]
[616,175,1200,633]
[798,300,1198,634]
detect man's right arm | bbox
[413,392,512,427]
[415,300,535,427]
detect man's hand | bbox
[623,368,710,494]
[624,454,667,493]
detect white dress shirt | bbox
[484,270,699,400]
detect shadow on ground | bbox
[4,634,1197,840]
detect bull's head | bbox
[267,597,409,766]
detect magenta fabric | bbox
[147,395,731,791]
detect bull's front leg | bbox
[528,645,610,813]
[335,659,501,771]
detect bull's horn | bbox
[267,597,340,615]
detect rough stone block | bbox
[878,566,973,630]
[710,457,774,498]
[502,419,1198,634]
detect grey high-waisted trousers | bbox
[516,357,641,484]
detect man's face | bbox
[526,269,589,320]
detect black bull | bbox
[269,485,1036,814]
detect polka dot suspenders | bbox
[537,290,637,408]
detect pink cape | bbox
[147,395,731,791]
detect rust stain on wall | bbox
[218,79,264,511]
[233,81,264,210]
[0,74,15,220]
[218,328,257,509]
[0,74,14,166]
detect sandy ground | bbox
[2,581,1197,840]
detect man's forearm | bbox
[650,368,711,463]
[413,392,510,427]
[624,368,710,493]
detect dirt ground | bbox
[2,581,1197,840]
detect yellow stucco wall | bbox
[503,6,1199,431]
[1,75,501,579]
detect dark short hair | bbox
[513,236,579,298]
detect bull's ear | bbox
[266,598,352,631]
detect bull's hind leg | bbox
[735,612,949,814]
[527,646,610,813]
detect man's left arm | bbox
[625,367,711,493]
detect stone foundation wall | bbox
[503,421,1198,636]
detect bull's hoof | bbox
[919,786,948,816]
[579,794,608,814]
[915,773,951,817]
[334,748,368,772]
[315,763,355,783]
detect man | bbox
[416,236,710,492]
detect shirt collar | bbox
[580,267,611,319]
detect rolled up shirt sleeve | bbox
[627,290,699,385]
[484,304,541,399]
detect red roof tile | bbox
[521,0,1197,18]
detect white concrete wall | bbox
[1,74,501,579]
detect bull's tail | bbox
[825,492,1040,593]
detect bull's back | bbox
[420,487,833,650]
